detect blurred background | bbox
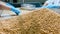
[2,0,46,7]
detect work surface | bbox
[0,9,33,20]
[50,8,60,14]
[1,8,60,16]
[0,8,60,20]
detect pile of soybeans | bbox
[0,8,60,34]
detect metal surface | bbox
[50,8,60,14]
[0,9,3,17]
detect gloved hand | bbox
[46,5,60,8]
[10,8,20,15]
[6,3,20,15]
[42,4,60,8]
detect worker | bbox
[0,1,20,15]
[42,0,60,8]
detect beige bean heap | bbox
[0,8,60,34]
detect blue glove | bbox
[45,4,60,8]
[42,4,60,8]
[47,5,60,8]
[6,3,20,15]
[10,8,20,15]
[6,3,15,8]
[41,6,47,8]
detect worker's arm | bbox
[6,3,20,15]
[43,0,53,6]
[0,4,10,10]
[43,0,50,6]
[43,2,49,6]
[0,1,20,15]
[0,1,10,10]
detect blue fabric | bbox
[46,0,60,6]
[6,3,15,8]
[42,0,60,8]
[11,8,20,15]
[42,4,60,8]
[6,3,20,15]
[46,4,60,8]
